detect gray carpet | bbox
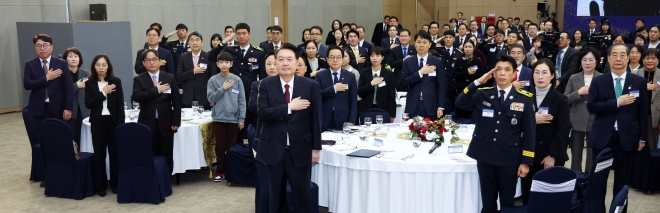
[1,112,659,212]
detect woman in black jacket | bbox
[453,40,484,119]
[325,20,342,45]
[357,47,396,122]
[521,58,570,205]
[84,54,125,197]
[302,40,329,78]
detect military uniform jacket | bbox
[208,44,266,103]
[160,38,190,70]
[455,82,536,166]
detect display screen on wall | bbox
[576,0,660,16]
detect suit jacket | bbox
[467,32,485,40]
[132,71,182,136]
[453,35,469,49]
[160,38,189,70]
[454,56,485,94]
[85,77,125,126]
[401,54,447,114]
[455,82,536,166]
[343,45,370,70]
[71,69,90,119]
[387,44,416,89]
[23,56,73,118]
[134,48,175,75]
[565,71,602,132]
[317,44,329,59]
[258,41,270,51]
[261,42,283,54]
[479,42,506,70]
[360,41,373,52]
[357,66,397,116]
[371,22,388,46]
[552,47,580,93]
[523,37,533,52]
[517,66,533,91]
[587,72,648,151]
[256,76,322,166]
[478,23,487,35]
[316,69,358,129]
[530,88,570,163]
[303,57,329,78]
[176,51,213,106]
[381,37,400,55]
[510,25,525,33]
[632,68,660,128]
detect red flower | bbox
[420,135,426,141]
[440,127,447,133]
[433,121,438,125]
[441,119,445,124]
[424,118,431,122]
[409,124,414,130]
[421,127,428,133]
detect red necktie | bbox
[43,60,49,100]
[390,39,394,45]
[284,84,290,103]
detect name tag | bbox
[428,71,437,76]
[448,145,463,154]
[231,87,240,94]
[251,64,259,70]
[630,90,640,97]
[373,138,384,147]
[199,63,207,68]
[470,65,478,70]
[482,109,494,117]
[524,80,530,86]
[539,106,549,114]
[81,77,88,82]
[163,88,172,94]
[490,47,496,52]
[378,81,387,87]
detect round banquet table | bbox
[80,109,209,176]
[311,123,521,213]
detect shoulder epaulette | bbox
[516,88,533,97]
[456,48,463,53]
[478,87,494,90]
[227,44,239,48]
[253,46,264,51]
[168,40,178,43]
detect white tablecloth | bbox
[80,109,209,175]
[311,124,521,213]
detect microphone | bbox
[428,141,442,154]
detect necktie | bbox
[353,47,359,59]
[513,69,518,82]
[284,84,290,103]
[373,73,379,105]
[241,48,246,58]
[275,45,279,51]
[447,48,451,55]
[403,47,408,56]
[496,45,501,52]
[180,42,184,48]
[193,55,199,67]
[615,78,623,98]
[332,72,339,84]
[42,60,48,99]
[391,39,394,45]
[556,50,565,74]
[419,58,424,69]
[499,90,506,106]
[152,75,159,118]
[460,37,464,45]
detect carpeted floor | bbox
[1,111,659,212]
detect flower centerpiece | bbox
[405,116,460,143]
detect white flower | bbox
[405,119,414,126]
[425,132,438,141]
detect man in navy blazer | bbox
[23,34,74,124]
[256,43,322,213]
[317,46,358,129]
[508,44,532,91]
[587,44,647,213]
[401,31,446,119]
[135,28,174,75]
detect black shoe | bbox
[111,188,117,194]
[98,191,106,197]
[40,181,45,187]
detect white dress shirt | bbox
[42,56,51,102]
[281,76,294,145]
[98,81,111,115]
[611,71,626,131]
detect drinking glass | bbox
[129,111,137,122]
[197,107,204,117]
[364,117,372,128]
[412,137,422,154]
[343,122,351,135]
[123,102,127,111]
[403,113,409,121]
[376,115,383,125]
[132,101,139,109]
[192,101,199,118]
[358,130,369,148]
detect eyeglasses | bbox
[95,64,108,68]
[327,56,342,61]
[35,44,51,49]
[310,33,322,36]
[143,58,160,63]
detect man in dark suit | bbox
[258,26,272,51]
[479,17,488,35]
[454,24,469,48]
[644,24,660,50]
[371,15,390,47]
[209,23,266,134]
[587,19,598,37]
[356,26,373,52]
[587,44,648,213]
[429,22,442,42]
[175,31,213,109]
[143,22,162,49]
[388,16,403,36]
[449,19,459,33]
[310,26,329,59]
[628,19,645,44]
[133,49,182,174]
[256,43,322,213]
[455,56,535,213]
[435,30,463,111]
[381,25,400,55]
[401,31,446,119]
[224,25,239,46]
[552,32,580,93]
[160,23,190,71]
[523,24,540,52]
[508,44,532,91]
[343,29,369,70]
[479,29,507,71]
[261,26,283,53]
[135,28,174,75]
[317,46,358,129]
[510,17,524,33]
[387,29,415,90]
[468,20,486,41]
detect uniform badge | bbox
[510,102,524,112]
[249,57,257,63]
[482,101,491,107]
[511,118,518,125]
[490,95,494,99]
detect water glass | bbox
[364,117,372,128]
[376,115,383,125]
[358,130,369,148]
[412,137,422,154]
[403,113,409,121]
[343,122,351,135]
[129,111,138,122]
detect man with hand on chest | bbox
[175,31,213,109]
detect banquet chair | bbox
[501,167,577,213]
[286,182,320,213]
[359,108,391,125]
[247,124,256,149]
[579,148,614,213]
[22,106,45,182]
[39,118,95,200]
[609,185,628,213]
[225,143,257,186]
[253,139,270,213]
[115,123,172,204]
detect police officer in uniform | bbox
[161,23,190,72]
[209,23,266,144]
[434,30,463,112]
[455,55,535,213]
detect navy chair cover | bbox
[247,124,256,149]
[115,123,172,204]
[583,148,614,213]
[225,143,257,185]
[39,118,94,200]
[358,108,391,125]
[629,147,660,193]
[609,185,628,213]
[501,167,577,213]
[22,106,45,181]
[252,138,269,213]
[286,182,319,213]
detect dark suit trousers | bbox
[476,161,518,213]
[591,131,632,213]
[213,122,238,174]
[152,119,175,174]
[570,130,593,173]
[34,104,56,180]
[90,115,119,191]
[410,100,436,119]
[267,149,311,213]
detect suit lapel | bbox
[604,73,616,99]
[653,69,660,101]
[273,77,285,106]
[575,72,585,88]
[292,76,303,101]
